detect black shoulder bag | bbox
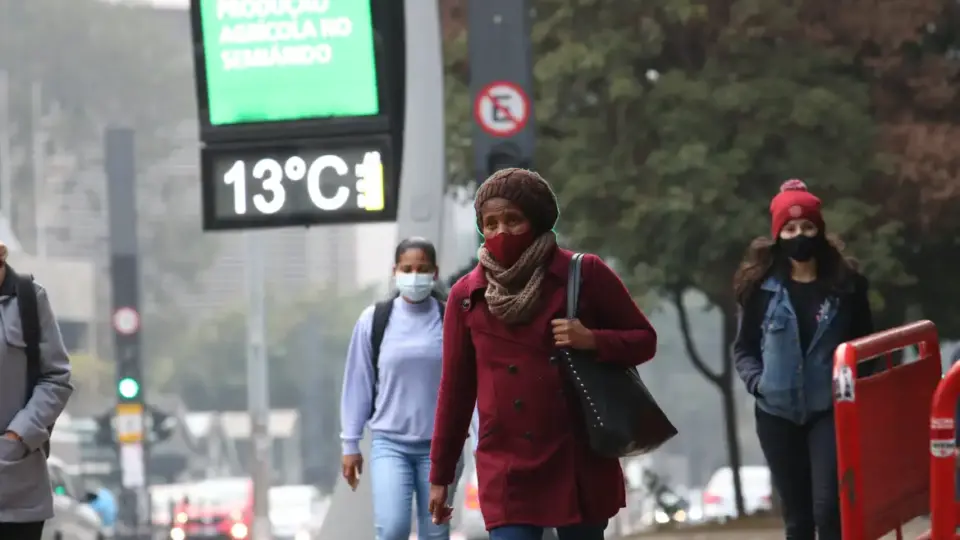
[560,253,677,458]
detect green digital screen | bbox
[197,0,381,125]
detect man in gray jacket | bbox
[0,253,73,539]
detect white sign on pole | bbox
[113,306,141,335]
[120,443,145,488]
[474,81,530,137]
[115,410,144,443]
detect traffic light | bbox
[117,377,140,400]
[486,142,528,176]
[115,341,143,404]
[149,407,175,443]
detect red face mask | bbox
[484,230,536,267]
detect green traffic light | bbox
[118,377,140,400]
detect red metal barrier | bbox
[834,320,943,540]
[929,360,960,540]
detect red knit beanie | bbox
[769,179,824,238]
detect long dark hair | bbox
[733,234,860,306]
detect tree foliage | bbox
[797,0,960,334]
[156,286,376,411]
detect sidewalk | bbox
[632,517,931,539]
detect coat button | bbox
[522,431,533,440]
[507,365,518,374]
[513,399,522,410]
[549,354,559,365]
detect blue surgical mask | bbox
[395,272,435,302]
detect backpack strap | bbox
[13,270,50,456]
[431,290,446,320]
[369,299,395,418]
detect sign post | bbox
[105,127,150,540]
[469,0,537,180]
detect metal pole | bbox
[105,127,151,540]
[30,81,47,258]
[318,1,444,538]
[468,0,537,178]
[0,70,12,222]
[245,230,271,540]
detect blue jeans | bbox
[371,435,461,540]
[488,522,608,540]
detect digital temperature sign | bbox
[192,0,381,126]
[200,138,397,230]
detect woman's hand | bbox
[551,318,596,349]
[341,454,363,491]
[428,484,452,524]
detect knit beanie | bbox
[769,179,824,238]
[474,168,560,234]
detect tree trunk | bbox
[671,288,746,518]
[721,310,746,518]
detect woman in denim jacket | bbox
[732,180,873,540]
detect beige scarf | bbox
[478,232,557,324]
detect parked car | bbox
[701,465,773,522]
[269,484,327,540]
[46,456,106,540]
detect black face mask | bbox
[780,235,821,262]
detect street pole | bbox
[105,127,150,540]
[30,81,47,258]
[468,0,537,176]
[245,230,271,540]
[317,0,444,538]
[0,70,12,222]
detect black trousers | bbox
[755,407,841,540]
[0,521,44,540]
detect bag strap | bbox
[369,299,395,417]
[567,253,585,319]
[12,269,50,457]
[15,271,41,403]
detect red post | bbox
[929,361,960,540]
[835,341,865,540]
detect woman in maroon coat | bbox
[427,169,658,540]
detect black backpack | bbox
[368,292,445,418]
[9,267,52,457]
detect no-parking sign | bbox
[474,81,530,138]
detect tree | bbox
[158,286,376,411]
[798,0,960,336]
[67,352,114,414]
[448,0,906,517]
